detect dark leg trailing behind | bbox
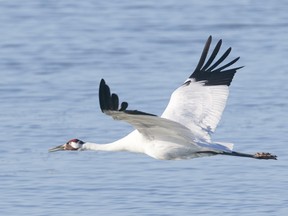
[198,151,277,160]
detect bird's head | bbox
[49,139,85,152]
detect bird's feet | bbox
[254,152,277,160]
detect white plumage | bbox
[161,80,229,142]
[49,36,277,160]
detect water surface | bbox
[1,1,288,215]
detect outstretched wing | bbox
[99,79,195,144]
[161,36,243,141]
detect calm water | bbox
[1,1,288,215]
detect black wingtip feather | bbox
[111,93,119,110]
[194,36,212,73]
[99,79,125,112]
[99,79,111,112]
[206,47,232,72]
[99,79,157,116]
[201,39,222,71]
[214,56,240,72]
[190,37,243,86]
[119,102,128,111]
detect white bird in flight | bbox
[49,36,277,160]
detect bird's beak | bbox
[49,144,65,152]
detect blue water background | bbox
[0,0,287,215]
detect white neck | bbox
[81,131,145,154]
[82,141,127,152]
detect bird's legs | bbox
[198,151,277,160]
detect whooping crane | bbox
[49,36,277,160]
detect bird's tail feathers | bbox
[197,141,234,152]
